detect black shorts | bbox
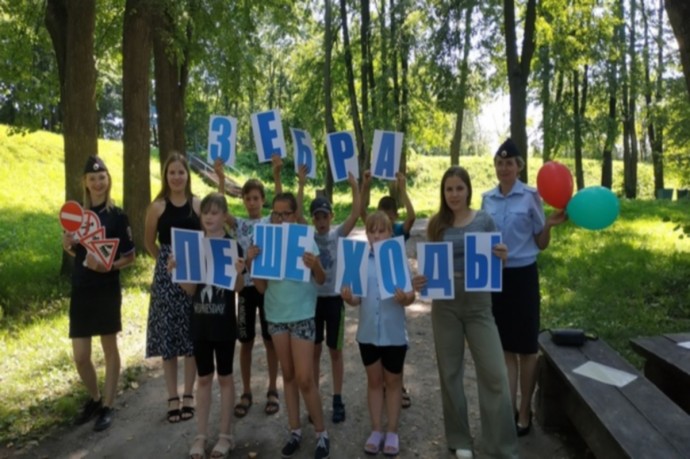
[237,286,271,343]
[314,296,345,350]
[194,339,236,377]
[358,342,407,374]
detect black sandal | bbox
[167,397,181,423]
[265,390,280,415]
[234,393,252,418]
[401,387,412,409]
[181,394,195,421]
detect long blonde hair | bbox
[427,166,473,242]
[155,152,194,202]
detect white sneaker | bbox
[455,448,474,459]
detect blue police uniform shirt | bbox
[481,180,545,268]
[356,252,408,346]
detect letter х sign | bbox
[59,201,119,270]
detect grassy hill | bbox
[0,125,689,446]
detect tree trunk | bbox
[573,70,584,190]
[665,0,690,97]
[504,0,537,183]
[122,0,152,252]
[45,0,98,276]
[152,4,187,167]
[602,58,617,189]
[625,0,639,198]
[361,0,372,150]
[339,0,366,170]
[449,5,474,166]
[540,44,553,162]
[398,0,410,175]
[323,0,335,199]
[646,0,665,191]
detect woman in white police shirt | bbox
[62,155,135,432]
[481,139,566,437]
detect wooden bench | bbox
[630,333,690,414]
[536,331,690,458]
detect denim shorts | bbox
[267,318,316,342]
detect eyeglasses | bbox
[271,211,294,219]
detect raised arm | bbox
[341,172,361,236]
[397,172,416,235]
[295,164,308,224]
[214,158,226,195]
[359,169,372,224]
[271,154,283,196]
[214,159,237,228]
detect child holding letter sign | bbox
[249,191,330,459]
[341,211,416,457]
[168,193,244,459]
[214,158,281,418]
[360,169,416,408]
[411,166,518,459]
[62,155,135,432]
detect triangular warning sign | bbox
[80,227,105,248]
[88,238,119,271]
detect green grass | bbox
[1,125,689,446]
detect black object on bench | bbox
[630,332,690,414]
[537,331,690,459]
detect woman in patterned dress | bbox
[144,152,201,422]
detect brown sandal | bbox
[265,390,280,415]
[234,393,252,418]
[401,387,412,409]
[167,397,181,423]
[181,394,195,421]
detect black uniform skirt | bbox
[491,262,540,354]
[69,283,122,338]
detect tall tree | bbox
[323,0,336,199]
[644,0,665,192]
[503,0,537,182]
[45,0,98,275]
[572,66,588,190]
[122,0,152,251]
[623,0,640,198]
[152,1,190,166]
[339,0,366,169]
[360,0,373,147]
[664,0,690,97]
[449,4,474,166]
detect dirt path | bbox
[12,224,583,459]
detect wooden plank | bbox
[630,335,690,414]
[539,333,690,458]
[630,336,690,373]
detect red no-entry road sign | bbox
[59,201,84,232]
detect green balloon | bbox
[566,186,620,230]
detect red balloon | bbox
[537,162,574,209]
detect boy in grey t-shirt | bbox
[309,172,360,423]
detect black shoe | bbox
[93,406,114,432]
[516,412,533,437]
[314,434,330,459]
[75,398,102,425]
[332,400,346,423]
[281,432,301,458]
